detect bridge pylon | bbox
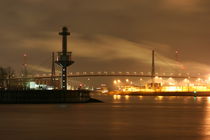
[151,50,155,89]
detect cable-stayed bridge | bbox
[13,71,204,80]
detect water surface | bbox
[0,95,210,140]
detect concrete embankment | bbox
[87,98,103,103]
[0,90,95,104]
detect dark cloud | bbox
[0,0,210,75]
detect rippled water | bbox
[0,95,210,140]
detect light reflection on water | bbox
[125,95,130,100]
[138,96,143,100]
[113,95,121,100]
[155,96,163,101]
[104,95,210,140]
[1,95,210,140]
[202,97,210,139]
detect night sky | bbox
[1,0,210,75]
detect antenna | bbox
[152,50,155,79]
[23,53,28,78]
[175,50,179,63]
[22,53,28,90]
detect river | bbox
[0,94,210,140]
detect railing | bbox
[56,52,72,62]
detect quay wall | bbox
[0,90,91,103]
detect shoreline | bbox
[109,91,210,96]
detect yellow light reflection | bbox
[139,96,143,100]
[113,95,121,100]
[113,95,117,100]
[117,95,121,100]
[202,97,210,139]
[125,95,130,100]
[155,96,163,101]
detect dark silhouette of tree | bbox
[0,67,15,89]
[0,67,7,89]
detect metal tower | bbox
[51,52,56,88]
[151,50,155,79]
[55,27,74,90]
[151,50,155,89]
